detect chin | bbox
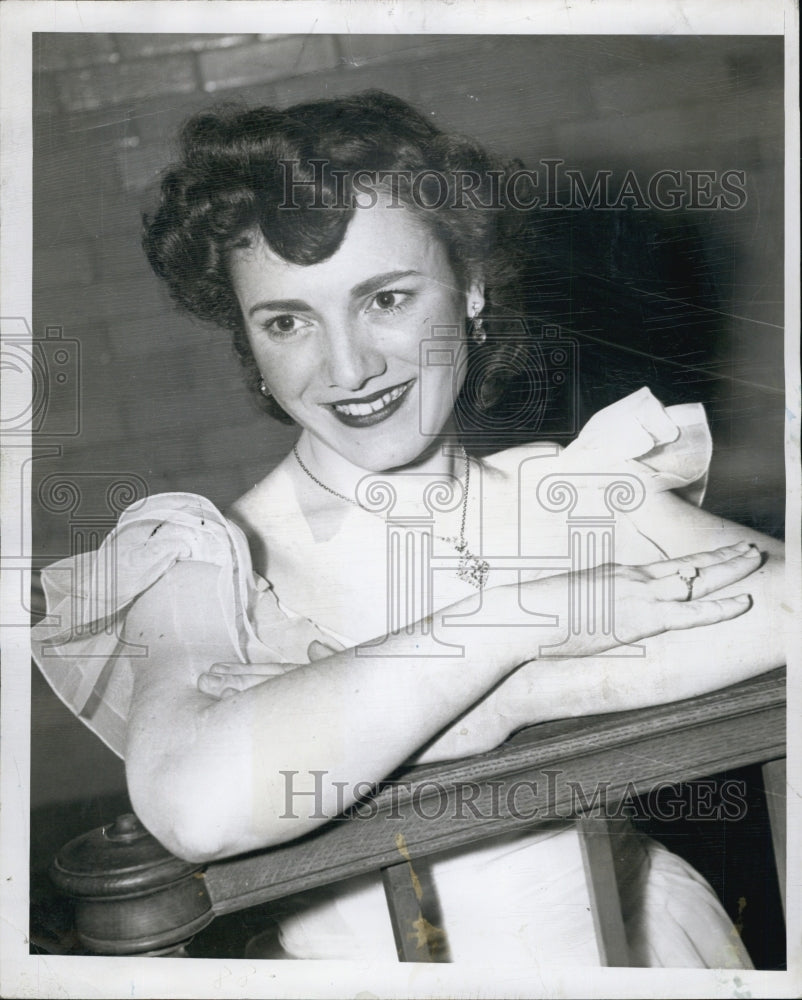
[332,434,424,473]
[357,447,423,474]
[313,404,454,471]
[373,436,451,474]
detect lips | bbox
[328,380,414,427]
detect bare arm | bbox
[125,540,758,862]
[125,570,525,862]
[415,493,787,761]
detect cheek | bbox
[408,291,467,355]
[450,341,470,400]
[430,296,469,390]
[251,344,308,406]
[420,340,469,415]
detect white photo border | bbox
[2,1,799,997]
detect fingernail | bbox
[734,593,752,605]
[209,664,226,674]
[733,540,751,551]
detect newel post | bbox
[50,813,214,955]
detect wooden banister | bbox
[203,668,785,915]
[51,667,786,959]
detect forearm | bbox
[492,553,787,737]
[416,550,788,762]
[125,568,548,861]
[126,538,772,858]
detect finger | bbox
[693,550,763,597]
[663,593,752,630]
[307,640,337,662]
[209,661,243,675]
[198,673,234,698]
[209,661,288,677]
[645,542,757,579]
[198,672,268,696]
[650,550,761,602]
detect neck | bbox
[292,428,466,512]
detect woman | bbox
[32,92,786,967]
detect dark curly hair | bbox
[143,90,534,426]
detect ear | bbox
[465,278,486,318]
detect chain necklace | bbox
[292,444,489,588]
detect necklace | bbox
[292,444,489,588]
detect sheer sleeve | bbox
[485,387,716,570]
[31,492,325,757]
[560,385,712,506]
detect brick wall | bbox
[31,33,784,807]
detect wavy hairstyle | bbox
[143,90,534,425]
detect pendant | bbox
[444,536,489,589]
[458,552,490,589]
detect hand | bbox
[197,640,337,699]
[529,540,761,659]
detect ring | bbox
[677,565,699,601]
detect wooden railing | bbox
[51,667,786,963]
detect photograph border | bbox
[2,2,800,998]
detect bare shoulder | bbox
[227,459,289,525]
[473,441,569,551]
[478,440,563,483]
[634,487,786,560]
[225,457,298,562]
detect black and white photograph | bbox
[1,1,799,998]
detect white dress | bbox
[31,388,753,968]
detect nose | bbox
[323,319,386,392]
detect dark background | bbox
[30,33,785,965]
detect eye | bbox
[368,289,411,314]
[261,314,310,341]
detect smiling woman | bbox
[31,90,787,967]
[142,94,529,433]
[229,199,481,474]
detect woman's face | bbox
[230,196,484,471]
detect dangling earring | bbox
[259,377,271,398]
[471,306,486,345]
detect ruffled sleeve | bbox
[560,386,712,506]
[31,492,327,758]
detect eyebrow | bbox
[350,270,422,300]
[247,270,423,318]
[248,298,310,317]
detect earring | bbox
[259,377,271,398]
[471,308,486,345]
